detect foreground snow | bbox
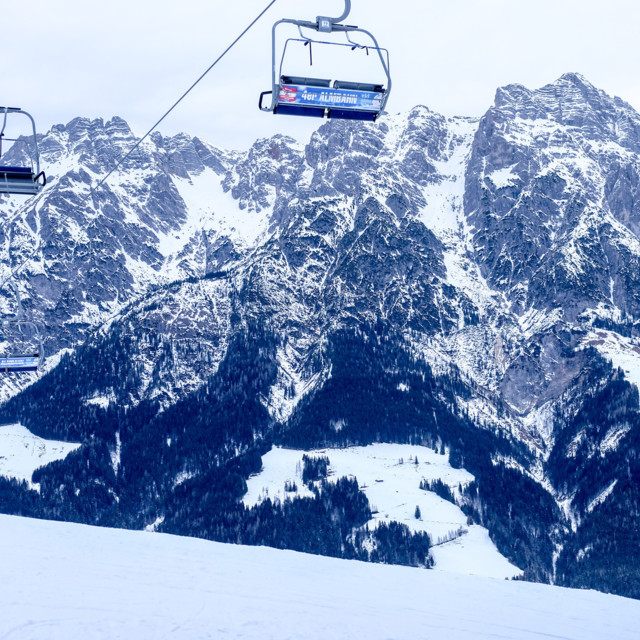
[0,424,80,490]
[244,444,520,578]
[0,515,638,640]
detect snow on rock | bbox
[420,117,500,319]
[84,393,115,409]
[244,444,521,579]
[1,514,638,640]
[171,168,271,256]
[587,480,618,514]
[0,424,81,490]
[489,165,520,188]
[420,117,472,238]
[266,343,328,423]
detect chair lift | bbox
[259,0,391,122]
[0,107,47,195]
[0,283,44,373]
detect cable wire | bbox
[90,0,277,197]
[0,0,278,294]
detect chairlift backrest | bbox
[0,107,46,196]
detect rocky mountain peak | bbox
[2,75,640,599]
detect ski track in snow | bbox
[0,514,638,640]
[244,444,521,579]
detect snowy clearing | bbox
[0,424,81,490]
[244,444,521,578]
[581,330,640,390]
[0,514,638,640]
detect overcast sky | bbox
[4,0,640,150]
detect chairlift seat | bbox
[0,107,46,195]
[0,355,39,372]
[0,165,42,195]
[327,109,378,121]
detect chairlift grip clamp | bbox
[316,16,333,33]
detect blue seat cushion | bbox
[328,109,378,121]
[274,105,326,118]
[0,166,32,173]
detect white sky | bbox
[4,0,640,150]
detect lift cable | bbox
[90,0,278,198]
[0,0,278,294]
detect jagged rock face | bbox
[465,73,640,320]
[2,73,640,597]
[1,117,237,342]
[2,76,640,423]
[239,111,467,346]
[0,81,637,477]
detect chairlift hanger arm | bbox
[327,0,351,24]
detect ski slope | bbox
[244,444,520,578]
[0,514,638,640]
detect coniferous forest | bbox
[0,320,639,596]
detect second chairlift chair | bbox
[0,107,46,195]
[0,283,44,373]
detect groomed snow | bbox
[244,444,521,579]
[0,424,81,490]
[1,514,638,640]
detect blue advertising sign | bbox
[0,356,38,369]
[279,85,382,111]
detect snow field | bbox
[172,167,270,256]
[244,443,521,578]
[581,329,640,391]
[0,424,80,490]
[1,514,638,640]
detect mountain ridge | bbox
[1,73,640,597]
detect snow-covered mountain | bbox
[1,72,640,599]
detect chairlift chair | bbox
[0,353,41,373]
[259,0,391,122]
[0,107,46,195]
[0,284,44,373]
